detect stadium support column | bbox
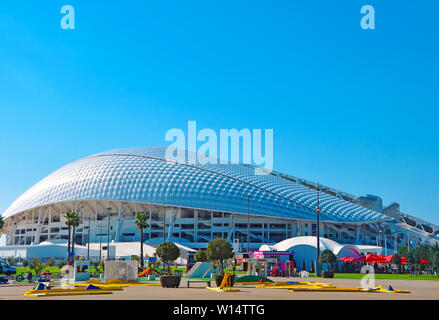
[246,195,251,253]
[106,207,112,260]
[166,208,175,242]
[115,203,123,242]
[315,184,321,277]
[35,208,43,244]
[356,225,360,244]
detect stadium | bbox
[1,146,438,260]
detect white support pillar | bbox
[34,208,43,244]
[114,202,123,242]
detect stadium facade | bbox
[1,146,438,255]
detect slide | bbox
[138,267,151,277]
[185,262,214,279]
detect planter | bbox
[214,274,235,287]
[160,275,181,288]
[321,271,334,278]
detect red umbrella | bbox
[420,259,430,265]
[339,256,360,263]
[365,253,380,263]
[400,256,407,264]
[384,254,395,263]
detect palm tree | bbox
[71,214,80,258]
[0,215,4,230]
[64,211,80,264]
[134,213,149,270]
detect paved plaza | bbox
[0,277,438,300]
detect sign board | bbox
[74,260,90,282]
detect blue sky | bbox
[0,1,438,224]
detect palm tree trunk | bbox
[140,229,144,270]
[72,226,76,258]
[67,226,71,264]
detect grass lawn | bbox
[14,266,104,276]
[305,273,439,281]
[332,273,439,281]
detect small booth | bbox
[236,250,295,277]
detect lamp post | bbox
[87,211,91,261]
[107,207,112,260]
[163,202,166,243]
[99,223,103,263]
[384,231,387,256]
[315,184,321,277]
[246,195,251,253]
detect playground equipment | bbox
[138,267,151,277]
[206,273,240,293]
[0,259,16,276]
[15,272,33,282]
[253,280,410,294]
[185,262,214,279]
[25,288,114,297]
[74,279,160,288]
[234,275,273,284]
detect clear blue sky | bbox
[0,1,438,224]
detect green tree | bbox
[194,249,208,262]
[319,250,337,272]
[407,251,416,275]
[6,256,14,266]
[64,211,80,264]
[134,213,149,270]
[432,251,439,276]
[397,245,409,258]
[206,238,234,276]
[30,258,45,276]
[156,242,180,274]
[393,254,402,273]
[46,257,54,267]
[56,259,64,270]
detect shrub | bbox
[6,256,14,266]
[319,250,337,272]
[30,258,45,276]
[22,260,29,268]
[194,249,208,262]
[56,259,65,269]
[46,257,54,267]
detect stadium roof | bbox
[3,146,390,223]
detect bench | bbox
[187,279,212,288]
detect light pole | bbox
[246,195,251,253]
[315,184,321,277]
[384,232,387,256]
[107,207,112,260]
[99,223,103,263]
[163,202,166,243]
[87,211,91,261]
